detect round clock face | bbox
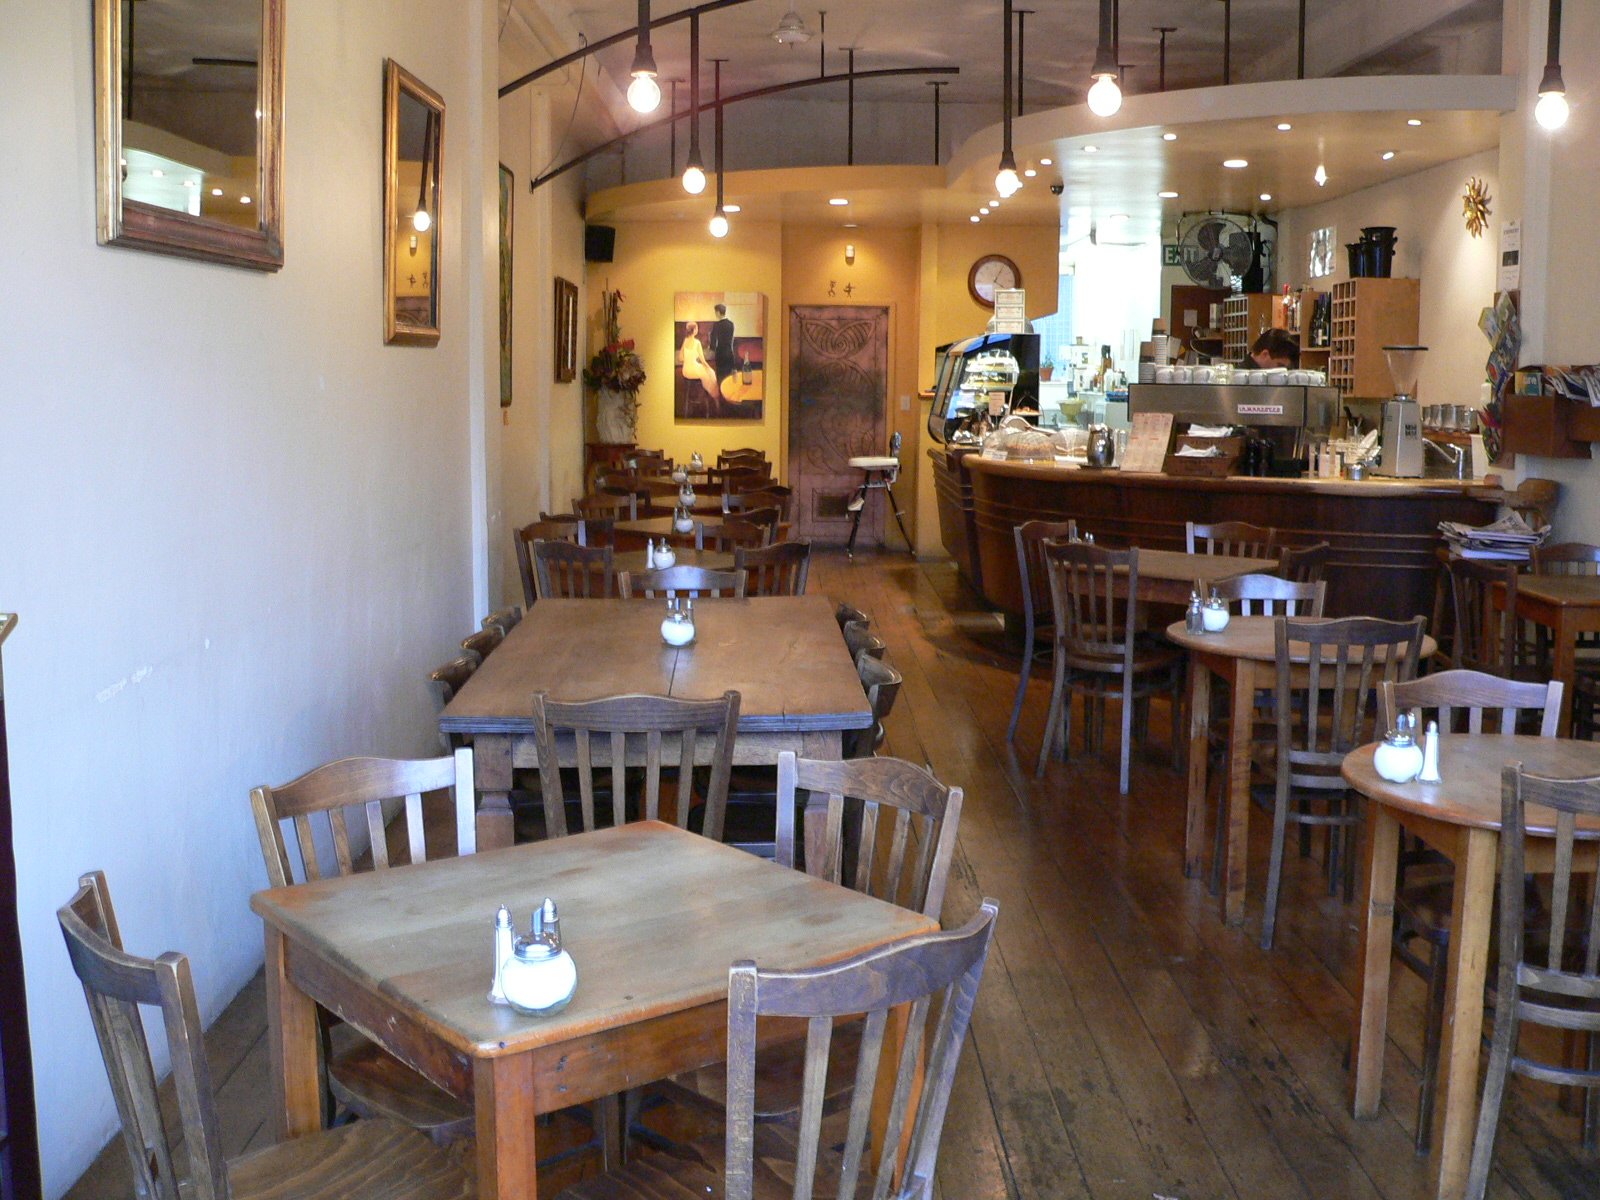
[968,254,1020,307]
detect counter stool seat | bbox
[846,455,900,471]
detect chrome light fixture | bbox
[1087,0,1122,116]
[681,12,706,192]
[995,0,1021,197]
[1535,0,1569,131]
[771,6,813,44]
[626,0,662,113]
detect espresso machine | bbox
[1377,345,1426,478]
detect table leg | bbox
[264,926,323,1140]
[1223,659,1255,927]
[475,733,516,851]
[1553,614,1579,737]
[1351,805,1400,1118]
[475,1053,540,1200]
[1184,656,1212,877]
[801,730,843,876]
[1430,826,1497,1200]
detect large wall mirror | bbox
[93,0,284,271]
[384,61,444,346]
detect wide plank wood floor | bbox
[65,549,1599,1200]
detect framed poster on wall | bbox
[554,277,579,383]
[673,292,766,420]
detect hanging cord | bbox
[498,0,514,39]
[537,35,589,179]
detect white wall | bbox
[0,3,495,1193]
[1277,148,1500,411]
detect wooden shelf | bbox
[1221,294,1275,362]
[1328,278,1421,399]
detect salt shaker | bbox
[1186,590,1205,635]
[1419,719,1441,783]
[488,905,514,1005]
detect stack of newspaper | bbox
[1439,513,1551,560]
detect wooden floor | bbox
[64,550,1599,1200]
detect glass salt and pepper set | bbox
[1373,709,1442,785]
[1186,588,1232,635]
[489,899,578,1016]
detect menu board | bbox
[993,288,1027,333]
[1121,412,1174,473]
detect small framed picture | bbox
[1308,226,1335,278]
[554,277,579,383]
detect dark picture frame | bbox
[554,277,579,383]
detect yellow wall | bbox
[588,221,787,472]
[925,221,1062,385]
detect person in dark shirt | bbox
[707,303,738,384]
[1236,326,1300,370]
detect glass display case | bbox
[928,332,1040,443]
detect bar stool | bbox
[845,431,913,558]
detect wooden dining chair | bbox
[529,691,740,840]
[534,540,616,599]
[427,655,479,750]
[1447,557,1537,680]
[734,539,810,596]
[1036,542,1184,794]
[726,504,781,544]
[1210,573,1326,615]
[717,449,766,468]
[618,565,746,599]
[848,651,903,759]
[843,618,887,662]
[1276,540,1332,585]
[836,602,871,633]
[249,751,476,1142]
[725,486,792,521]
[481,606,522,637]
[57,872,474,1200]
[1186,520,1278,558]
[1260,615,1426,949]
[1379,671,1563,1151]
[459,626,503,663]
[1531,542,1600,733]
[1007,519,1079,742]
[516,519,583,605]
[574,491,637,521]
[706,518,769,553]
[1466,763,1600,1197]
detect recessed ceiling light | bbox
[843,222,858,228]
[150,168,165,177]
[1381,150,1396,160]
[1162,132,1178,141]
[1083,145,1099,153]
[1314,163,1328,186]
[979,206,990,214]
[182,179,196,188]
[1024,168,1037,177]
[1276,122,1292,131]
[722,203,741,212]
[970,215,980,222]
[828,197,849,206]
[1407,118,1423,126]
[211,187,223,196]
[1039,157,1053,165]
[1158,190,1179,198]
[240,195,252,204]
[1109,212,1129,221]
[1223,158,1248,169]
[1259,192,1273,201]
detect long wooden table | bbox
[1343,735,1600,1200]
[441,596,872,850]
[1125,548,1274,606]
[254,822,935,1200]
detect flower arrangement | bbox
[583,289,647,396]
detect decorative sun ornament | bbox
[1462,176,1493,238]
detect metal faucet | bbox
[1423,437,1467,480]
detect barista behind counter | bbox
[1237,327,1300,371]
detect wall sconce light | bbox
[845,243,856,265]
[409,234,418,254]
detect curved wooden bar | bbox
[954,454,1503,622]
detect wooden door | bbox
[787,306,890,545]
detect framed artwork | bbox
[383,60,444,346]
[498,164,513,405]
[673,292,766,421]
[554,277,579,383]
[1308,226,1335,279]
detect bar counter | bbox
[932,449,1504,622]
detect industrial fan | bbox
[1178,216,1258,290]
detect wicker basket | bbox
[1164,434,1241,478]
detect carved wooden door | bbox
[787,306,890,544]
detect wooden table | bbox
[1499,575,1600,735]
[1343,735,1600,1200]
[1130,548,1275,605]
[441,596,871,849]
[615,515,726,549]
[254,822,935,1200]
[611,548,733,575]
[1166,616,1436,926]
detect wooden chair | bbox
[725,486,792,521]
[534,540,616,599]
[727,504,781,544]
[843,619,887,662]
[1036,542,1184,794]
[1260,615,1425,948]
[459,626,503,663]
[717,449,766,468]
[57,872,474,1200]
[1531,542,1600,733]
[706,518,769,553]
[561,901,999,1200]
[1447,557,1537,679]
[618,566,747,600]
[734,540,810,596]
[1466,763,1600,1197]
[848,651,902,759]
[1379,672,1563,1151]
[836,603,871,633]
[481,607,521,637]
[1007,519,1079,742]
[427,655,478,750]
[249,751,476,1142]
[1210,573,1326,616]
[516,520,583,606]
[530,691,739,840]
[537,511,611,547]
[574,492,637,521]
[1186,520,1278,558]
[1277,540,1332,585]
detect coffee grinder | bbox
[1377,344,1427,477]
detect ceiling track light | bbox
[771,6,813,44]
[1536,0,1569,131]
[627,0,661,113]
[1088,0,1122,116]
[681,12,705,193]
[995,0,1021,197]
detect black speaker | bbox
[584,224,616,263]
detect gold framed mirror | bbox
[93,0,284,271]
[384,61,445,347]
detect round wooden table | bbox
[1342,734,1600,1200]
[611,548,733,575]
[1165,615,1435,927]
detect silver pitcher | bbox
[1085,425,1116,469]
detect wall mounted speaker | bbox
[584,225,616,263]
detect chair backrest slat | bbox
[1276,540,1332,585]
[1044,540,1138,663]
[618,565,747,600]
[1531,541,1600,576]
[1212,572,1326,617]
[734,540,810,596]
[1013,519,1079,634]
[534,540,615,600]
[1381,671,1562,740]
[1187,520,1277,558]
[1447,557,1522,676]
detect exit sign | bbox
[1162,244,1183,267]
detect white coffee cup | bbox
[1288,370,1308,385]
[1156,367,1175,384]
[1267,369,1288,385]
[1248,370,1267,385]
[1193,367,1213,384]
[1174,366,1192,383]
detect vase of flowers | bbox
[585,290,647,444]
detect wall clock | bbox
[968,254,1021,307]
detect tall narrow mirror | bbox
[384,61,444,346]
[94,0,284,270]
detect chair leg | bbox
[1464,987,1520,1200]
[1119,675,1134,794]
[1209,740,1230,897]
[844,477,868,559]
[1585,1032,1600,1153]
[884,480,914,555]
[1007,622,1037,743]
[595,1092,624,1170]
[1416,937,1449,1153]
[1260,786,1292,950]
[1035,652,1069,778]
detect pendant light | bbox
[626,0,661,114]
[1087,0,1122,117]
[681,12,706,192]
[708,59,729,237]
[771,6,813,44]
[1535,0,1569,131]
[995,0,1021,197]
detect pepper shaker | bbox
[488,905,514,1005]
[1419,719,1441,783]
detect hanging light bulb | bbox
[995,1,1021,198]
[708,58,728,238]
[1536,0,1569,130]
[1314,162,1328,187]
[1087,0,1122,117]
[996,154,1022,198]
[682,162,706,194]
[627,0,661,113]
[709,209,730,237]
[412,210,432,233]
[681,12,706,191]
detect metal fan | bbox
[1180,216,1255,289]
